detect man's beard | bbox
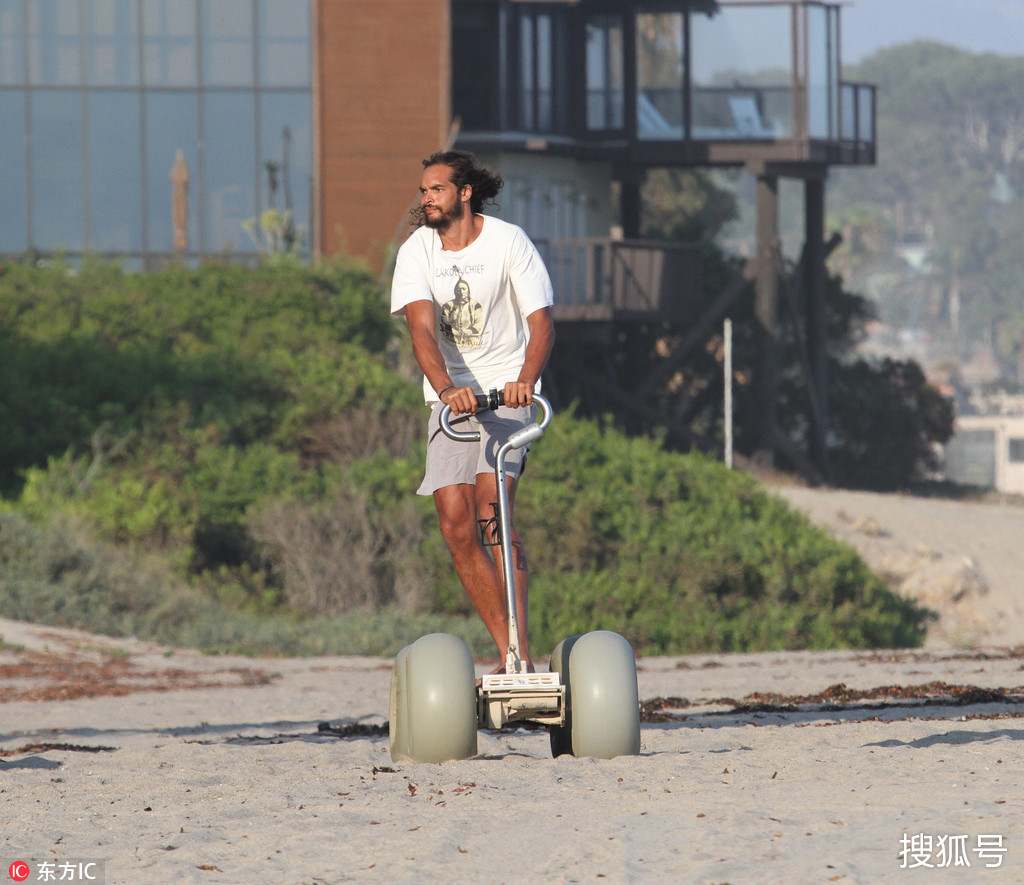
[423,201,462,231]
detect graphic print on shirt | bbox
[439,270,483,348]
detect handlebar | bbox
[473,389,506,412]
[439,389,552,444]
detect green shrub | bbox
[0,511,182,636]
[0,260,407,494]
[0,260,422,596]
[520,413,933,655]
[0,510,492,657]
[827,357,956,490]
[0,263,934,656]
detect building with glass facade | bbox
[0,0,312,266]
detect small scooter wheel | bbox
[389,633,478,763]
[566,631,641,759]
[547,635,581,758]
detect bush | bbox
[0,260,423,597]
[519,413,933,655]
[0,260,407,494]
[0,511,184,636]
[250,485,431,615]
[0,263,934,657]
[827,357,955,490]
[0,510,492,657]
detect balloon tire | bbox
[389,633,478,763]
[566,630,641,759]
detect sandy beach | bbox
[3,485,1024,884]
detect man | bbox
[390,150,555,671]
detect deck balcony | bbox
[537,237,703,329]
[454,0,875,170]
[450,0,871,473]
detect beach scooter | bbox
[389,390,641,763]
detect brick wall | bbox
[313,0,452,269]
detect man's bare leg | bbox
[475,473,532,671]
[433,483,510,659]
[433,477,533,671]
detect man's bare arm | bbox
[405,300,477,415]
[505,306,555,408]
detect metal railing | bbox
[839,81,876,163]
[536,238,702,323]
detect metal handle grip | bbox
[439,389,552,442]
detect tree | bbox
[549,163,954,489]
[832,42,1024,384]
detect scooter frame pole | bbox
[439,392,552,675]
[493,436,521,674]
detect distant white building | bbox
[943,416,1024,495]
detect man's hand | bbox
[503,380,535,409]
[440,385,479,416]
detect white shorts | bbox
[417,404,535,496]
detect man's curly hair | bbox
[410,150,503,226]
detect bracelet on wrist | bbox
[437,385,455,399]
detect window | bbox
[517,9,553,131]
[452,4,501,132]
[0,91,28,250]
[1009,438,1024,464]
[259,91,313,249]
[258,0,310,87]
[87,0,139,86]
[88,91,143,250]
[145,92,199,252]
[202,92,257,252]
[201,0,254,86]
[691,4,792,140]
[453,3,567,137]
[31,90,85,249]
[637,12,684,140]
[806,2,839,139]
[28,0,81,86]
[0,0,25,84]
[142,0,197,87]
[585,15,624,131]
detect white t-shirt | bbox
[391,215,554,403]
